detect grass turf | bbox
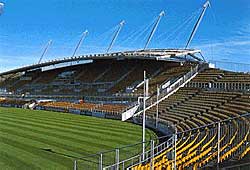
[0,107,157,170]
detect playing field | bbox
[0,107,156,170]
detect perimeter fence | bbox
[74,113,250,170]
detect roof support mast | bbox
[185,1,210,49]
[72,30,88,57]
[144,11,165,50]
[38,40,52,64]
[106,20,125,53]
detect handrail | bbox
[101,113,250,169]
[134,63,208,116]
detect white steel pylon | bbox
[106,20,125,53]
[144,11,165,50]
[185,1,210,49]
[72,30,88,57]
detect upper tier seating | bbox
[0,60,193,97]
[191,68,224,83]
[134,63,196,95]
[188,68,250,90]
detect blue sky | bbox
[0,0,250,72]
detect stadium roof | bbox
[0,49,202,76]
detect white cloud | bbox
[194,40,250,48]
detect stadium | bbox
[0,1,250,170]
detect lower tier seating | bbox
[132,87,250,169]
[38,101,127,115]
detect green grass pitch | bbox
[0,107,156,170]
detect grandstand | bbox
[0,48,250,169]
[126,68,250,170]
[0,1,249,169]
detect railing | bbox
[74,113,250,170]
[75,140,154,170]
[116,63,209,119]
[134,63,208,116]
[103,137,172,170]
[209,60,250,73]
[157,63,207,101]
[186,81,250,91]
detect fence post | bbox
[73,160,77,170]
[217,122,221,170]
[139,152,142,163]
[150,140,155,170]
[116,148,119,170]
[122,161,125,170]
[99,153,103,170]
[173,126,177,170]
